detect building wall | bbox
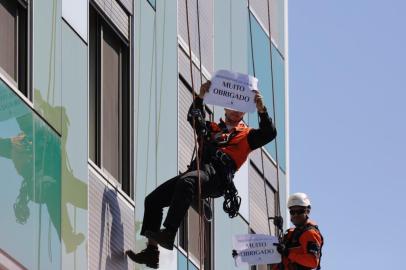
[60,19,88,270]
[0,0,288,269]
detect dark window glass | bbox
[0,0,28,96]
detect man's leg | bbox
[145,170,211,250]
[140,175,181,236]
[163,170,210,231]
[127,175,181,268]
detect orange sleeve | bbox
[288,229,322,268]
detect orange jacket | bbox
[273,221,323,270]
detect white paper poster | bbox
[204,70,258,113]
[232,234,281,267]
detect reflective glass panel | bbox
[248,13,286,171]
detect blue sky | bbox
[289,0,406,269]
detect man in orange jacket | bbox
[126,81,277,268]
[273,193,324,270]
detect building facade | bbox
[0,0,289,269]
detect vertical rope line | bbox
[185,0,203,268]
[154,0,158,188]
[196,0,205,268]
[248,0,273,237]
[266,0,283,240]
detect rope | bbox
[195,0,207,268]
[185,0,204,269]
[266,0,284,240]
[247,0,271,237]
[248,0,283,240]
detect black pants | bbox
[140,162,228,236]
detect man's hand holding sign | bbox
[232,234,281,267]
[200,70,266,114]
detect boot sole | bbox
[145,230,174,250]
[125,250,159,268]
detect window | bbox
[0,0,29,97]
[89,6,132,196]
[179,205,212,269]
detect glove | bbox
[274,243,289,256]
[232,249,238,258]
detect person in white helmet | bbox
[272,193,324,270]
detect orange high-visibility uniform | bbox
[190,96,276,171]
[273,220,323,270]
[208,121,252,170]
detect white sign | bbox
[204,70,258,113]
[232,234,281,267]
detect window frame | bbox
[88,4,133,197]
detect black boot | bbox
[145,228,176,250]
[125,245,159,269]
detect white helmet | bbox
[287,193,311,208]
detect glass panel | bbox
[248,13,286,171]
[271,0,285,55]
[0,78,61,269]
[250,0,285,55]
[188,261,198,270]
[134,1,157,240]
[134,0,178,238]
[147,0,156,9]
[214,0,248,74]
[154,0,178,185]
[61,21,88,269]
[33,0,62,133]
[214,200,250,270]
[213,0,250,131]
[233,160,249,220]
[34,111,62,270]
[62,0,88,42]
[176,251,200,270]
[177,251,187,270]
